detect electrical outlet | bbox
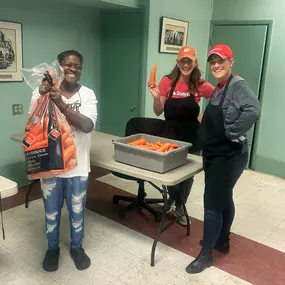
[12,104,23,115]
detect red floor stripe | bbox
[10,167,285,285]
[86,174,285,285]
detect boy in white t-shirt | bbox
[29,50,98,272]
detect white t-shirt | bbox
[28,85,98,178]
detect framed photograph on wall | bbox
[159,17,189,54]
[0,21,23,82]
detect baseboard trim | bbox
[254,155,285,179]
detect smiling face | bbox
[60,55,82,85]
[208,54,234,82]
[177,57,197,78]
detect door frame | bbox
[203,20,273,170]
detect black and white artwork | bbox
[159,17,189,54]
[0,21,22,81]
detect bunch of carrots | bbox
[128,138,178,152]
[23,70,77,178]
[24,119,77,179]
[23,114,77,177]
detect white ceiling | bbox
[57,0,139,9]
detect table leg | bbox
[25,180,37,208]
[151,185,168,267]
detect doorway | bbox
[100,11,143,136]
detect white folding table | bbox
[0,175,18,240]
[11,131,203,266]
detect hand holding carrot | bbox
[39,79,52,95]
[148,83,161,99]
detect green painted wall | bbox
[143,0,214,118]
[2,0,283,185]
[0,0,101,185]
[212,0,285,178]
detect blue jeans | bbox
[202,199,235,249]
[40,176,88,250]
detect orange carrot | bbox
[25,140,48,151]
[128,138,146,146]
[63,144,76,162]
[157,143,171,152]
[64,137,74,149]
[62,124,71,133]
[138,144,159,150]
[62,132,71,142]
[30,123,42,137]
[146,146,160,151]
[155,141,163,147]
[148,63,157,86]
[127,138,178,152]
[34,133,44,143]
[66,158,77,169]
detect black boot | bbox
[70,248,91,271]
[186,248,213,274]
[43,248,60,272]
[215,233,230,253]
[200,233,230,253]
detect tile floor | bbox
[0,168,284,284]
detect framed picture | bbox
[159,17,189,54]
[0,21,23,82]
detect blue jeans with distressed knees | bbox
[40,176,88,250]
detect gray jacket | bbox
[209,76,261,142]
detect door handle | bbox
[130,105,137,112]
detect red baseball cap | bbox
[207,44,233,61]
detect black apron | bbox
[199,75,248,210]
[163,84,201,153]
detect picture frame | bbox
[159,17,189,54]
[0,21,23,82]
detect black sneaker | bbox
[70,248,91,270]
[43,248,60,272]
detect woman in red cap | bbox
[186,44,261,273]
[127,46,214,225]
